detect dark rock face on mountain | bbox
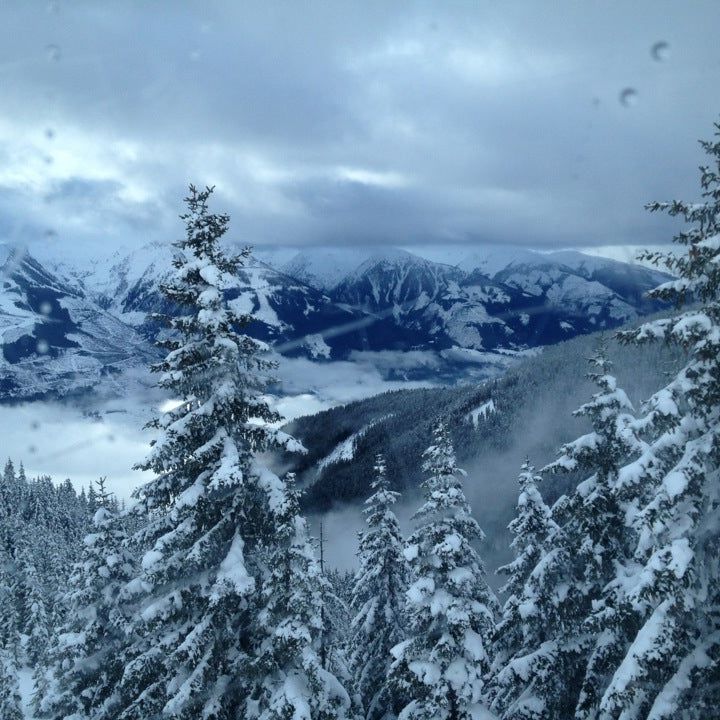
[302,246,668,354]
[281,330,685,516]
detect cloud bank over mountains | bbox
[0,1,719,261]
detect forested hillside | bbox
[284,325,687,513]
[0,462,114,714]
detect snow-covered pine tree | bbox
[247,474,351,719]
[18,541,50,668]
[320,574,356,712]
[0,460,26,554]
[17,537,53,714]
[115,185,304,719]
[2,458,15,482]
[0,553,20,659]
[78,487,88,514]
[594,120,720,719]
[486,346,640,720]
[390,422,498,720]
[0,647,23,720]
[0,464,22,654]
[349,454,409,720]
[322,566,358,707]
[1,459,16,521]
[487,459,555,691]
[86,484,98,515]
[26,475,59,530]
[546,348,642,720]
[44,478,135,720]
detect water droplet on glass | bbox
[190,49,201,61]
[39,301,53,315]
[45,128,55,140]
[37,339,50,354]
[619,88,638,107]
[45,44,61,61]
[30,420,40,430]
[651,41,670,62]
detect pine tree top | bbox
[620,122,720,351]
[508,459,553,540]
[135,185,303,497]
[420,421,466,480]
[544,345,639,479]
[642,127,720,303]
[363,453,401,522]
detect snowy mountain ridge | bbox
[1,241,671,401]
[0,244,158,401]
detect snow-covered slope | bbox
[46,241,174,319]
[52,243,373,357]
[0,245,156,401]
[544,250,669,310]
[324,247,667,352]
[282,247,374,290]
[457,246,546,277]
[333,249,462,312]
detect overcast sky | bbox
[1,1,719,264]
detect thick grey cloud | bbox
[0,0,719,261]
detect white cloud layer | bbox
[0,1,718,261]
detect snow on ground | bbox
[317,418,388,471]
[319,432,362,470]
[17,665,36,720]
[466,399,496,428]
[240,266,286,328]
[302,333,332,359]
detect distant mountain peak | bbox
[456,245,546,277]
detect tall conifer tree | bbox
[391,422,497,720]
[487,458,555,701]
[114,185,306,719]
[595,120,720,719]
[350,454,409,720]
[247,475,352,719]
[486,347,640,719]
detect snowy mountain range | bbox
[0,245,156,401]
[0,241,670,401]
